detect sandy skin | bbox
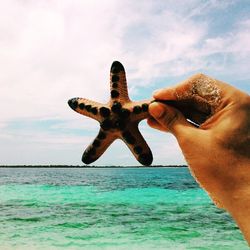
[148,73,250,244]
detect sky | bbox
[0,0,249,166]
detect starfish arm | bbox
[68,97,104,121]
[68,61,154,166]
[120,125,153,166]
[126,99,152,122]
[109,61,130,103]
[82,130,116,164]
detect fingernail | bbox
[149,103,165,118]
[153,89,162,97]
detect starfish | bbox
[68,61,153,166]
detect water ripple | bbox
[0,168,248,249]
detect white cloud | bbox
[1,0,249,122]
[0,0,123,122]
[0,0,249,164]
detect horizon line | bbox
[0,164,188,168]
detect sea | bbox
[0,167,248,250]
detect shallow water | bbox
[0,168,247,249]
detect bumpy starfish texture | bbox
[68,61,153,166]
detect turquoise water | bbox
[0,167,248,249]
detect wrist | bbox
[223,185,250,244]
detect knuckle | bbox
[162,110,179,130]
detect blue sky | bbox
[0,0,249,165]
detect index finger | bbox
[154,73,220,102]
[152,73,225,124]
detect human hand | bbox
[147,73,250,243]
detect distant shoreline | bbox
[0,165,188,168]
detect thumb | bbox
[148,102,198,140]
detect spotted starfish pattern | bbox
[68,61,153,165]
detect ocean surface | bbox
[0,167,248,250]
